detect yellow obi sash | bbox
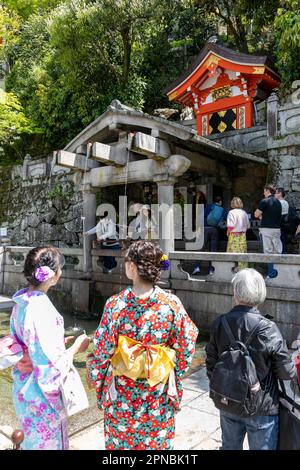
[110,335,176,387]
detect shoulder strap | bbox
[244,319,263,347]
[221,315,262,347]
[221,315,236,343]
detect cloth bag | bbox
[0,335,24,370]
[278,380,300,450]
[61,364,89,417]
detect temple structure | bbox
[164,42,280,137]
[53,100,266,269]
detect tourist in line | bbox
[87,240,198,450]
[226,197,250,271]
[206,268,296,450]
[192,196,227,276]
[84,210,120,273]
[128,203,157,240]
[128,202,143,239]
[9,246,90,450]
[254,185,282,279]
[275,187,289,254]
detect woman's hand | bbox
[64,336,75,346]
[73,334,91,354]
[67,334,91,361]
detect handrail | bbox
[169,251,300,265]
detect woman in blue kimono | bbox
[9,246,89,450]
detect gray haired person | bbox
[206,268,296,450]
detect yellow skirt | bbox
[226,232,248,270]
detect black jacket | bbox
[205,305,296,416]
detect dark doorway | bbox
[212,185,224,202]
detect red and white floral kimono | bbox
[89,285,198,450]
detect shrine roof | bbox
[64,100,267,166]
[163,42,280,98]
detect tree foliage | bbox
[195,0,280,53]
[275,0,300,86]
[0,90,40,164]
[0,0,299,164]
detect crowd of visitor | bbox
[1,184,300,452]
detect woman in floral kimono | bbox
[88,241,198,450]
[10,246,89,450]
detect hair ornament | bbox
[34,266,55,283]
[160,254,170,271]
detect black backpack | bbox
[282,205,299,235]
[209,316,263,417]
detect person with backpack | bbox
[205,268,296,450]
[192,196,227,275]
[206,196,227,228]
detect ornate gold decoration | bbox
[206,54,220,68]
[217,121,227,133]
[212,85,232,101]
[252,67,264,74]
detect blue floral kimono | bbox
[10,288,70,450]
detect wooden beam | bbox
[91,142,127,166]
[56,150,98,172]
[90,154,190,188]
[131,132,170,160]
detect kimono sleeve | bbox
[88,299,119,402]
[24,297,71,401]
[168,297,199,379]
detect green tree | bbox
[142,0,216,111]
[0,0,219,158]
[275,0,300,86]
[1,0,63,19]
[195,0,279,53]
[0,89,39,163]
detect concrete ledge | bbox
[169,251,300,264]
[0,295,14,311]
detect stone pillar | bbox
[155,178,176,255]
[82,189,96,272]
[267,92,279,138]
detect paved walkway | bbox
[1,367,251,450]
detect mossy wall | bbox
[0,157,84,247]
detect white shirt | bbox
[227,208,250,233]
[279,199,289,216]
[128,213,152,239]
[86,217,118,241]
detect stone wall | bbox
[0,155,84,247]
[232,162,268,213]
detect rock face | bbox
[0,156,83,247]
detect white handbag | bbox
[61,365,89,417]
[0,335,24,370]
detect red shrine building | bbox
[164,42,280,137]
